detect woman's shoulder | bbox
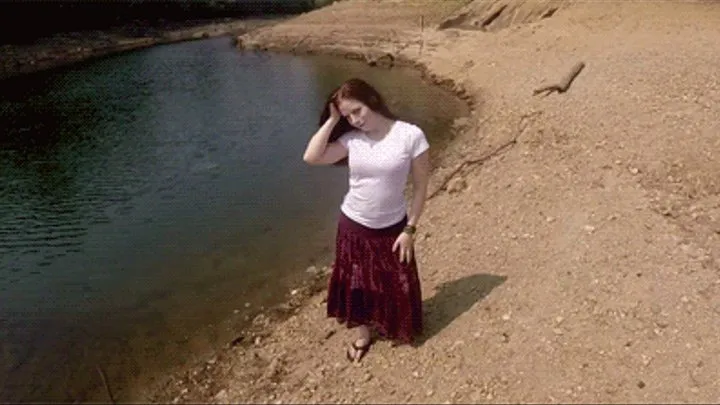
[393,120,425,137]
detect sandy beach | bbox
[145,0,720,403]
[8,0,720,403]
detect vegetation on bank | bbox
[0,0,335,44]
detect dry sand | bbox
[150,1,720,403]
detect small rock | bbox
[453,117,470,129]
[214,389,228,402]
[412,371,421,379]
[584,225,596,233]
[553,328,564,336]
[637,380,646,389]
[447,177,468,193]
[629,167,640,175]
[501,313,511,321]
[264,358,282,379]
[426,389,434,397]
[306,266,319,274]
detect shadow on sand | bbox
[415,273,507,346]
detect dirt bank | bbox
[151,0,720,403]
[0,17,286,81]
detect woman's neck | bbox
[365,116,396,140]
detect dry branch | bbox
[533,61,585,96]
[290,35,308,52]
[428,112,542,200]
[96,365,116,404]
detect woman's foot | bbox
[346,338,372,363]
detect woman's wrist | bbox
[403,224,417,236]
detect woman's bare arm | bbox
[303,104,348,165]
[407,150,430,227]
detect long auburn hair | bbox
[318,78,398,166]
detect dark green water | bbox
[0,36,467,402]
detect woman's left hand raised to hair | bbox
[392,232,414,264]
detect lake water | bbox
[0,36,467,402]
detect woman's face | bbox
[336,97,376,132]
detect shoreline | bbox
[148,1,720,403]
[138,259,339,403]
[1,12,473,401]
[146,2,481,403]
[0,16,289,81]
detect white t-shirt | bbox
[337,120,430,229]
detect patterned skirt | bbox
[326,211,423,343]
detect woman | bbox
[302,78,431,362]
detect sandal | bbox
[346,339,372,363]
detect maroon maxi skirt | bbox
[326,212,423,344]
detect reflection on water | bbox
[0,36,467,402]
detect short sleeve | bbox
[409,126,430,158]
[337,131,355,149]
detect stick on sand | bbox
[533,61,586,96]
